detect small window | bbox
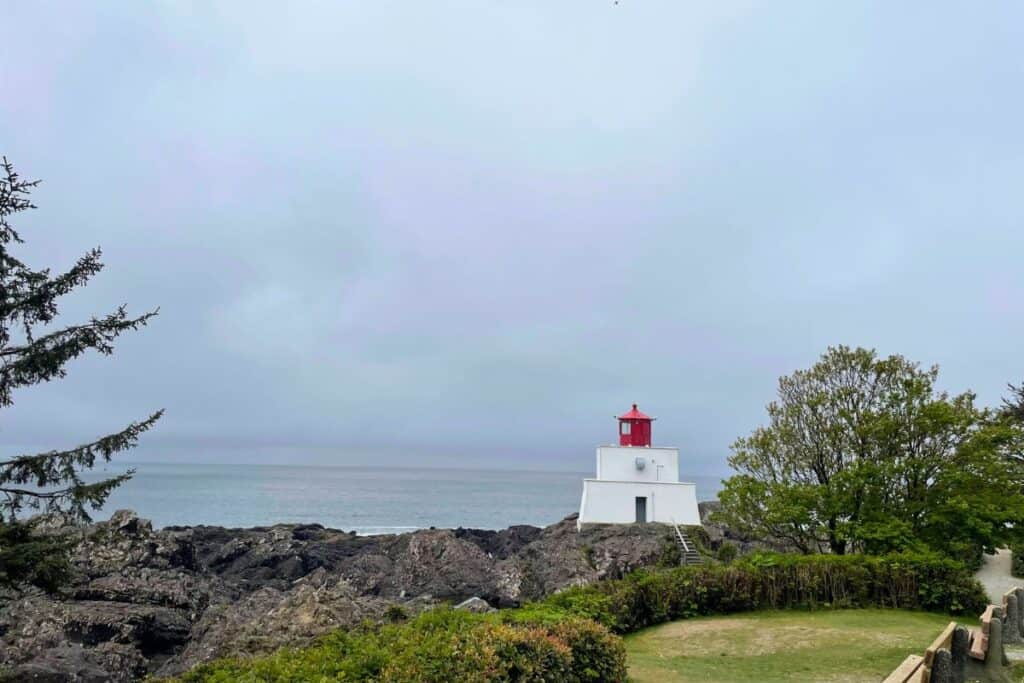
[621,422,631,435]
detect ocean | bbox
[82,462,725,534]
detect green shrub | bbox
[580,543,596,569]
[655,535,681,567]
[941,539,985,573]
[171,609,626,683]
[528,551,987,634]
[486,623,573,681]
[1013,545,1024,579]
[172,552,981,681]
[549,618,628,682]
[684,525,711,552]
[376,612,503,682]
[383,603,407,623]
[716,541,738,564]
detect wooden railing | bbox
[882,586,1022,683]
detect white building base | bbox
[578,479,700,528]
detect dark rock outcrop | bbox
[0,510,680,681]
[698,499,797,555]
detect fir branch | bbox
[0,410,163,487]
[1,472,135,523]
[1004,382,1024,422]
[0,156,39,245]
[0,157,163,590]
[0,248,105,327]
[0,307,158,407]
[0,519,73,591]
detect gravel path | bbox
[975,548,1020,604]
[973,550,1024,663]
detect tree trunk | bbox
[828,519,845,554]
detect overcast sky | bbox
[1,2,1022,473]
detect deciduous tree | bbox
[717,345,1024,564]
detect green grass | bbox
[624,608,955,683]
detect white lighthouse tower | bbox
[577,404,700,528]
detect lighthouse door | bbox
[635,497,647,523]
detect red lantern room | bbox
[617,403,654,447]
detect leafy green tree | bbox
[0,158,162,590]
[717,345,1024,563]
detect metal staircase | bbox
[672,522,703,566]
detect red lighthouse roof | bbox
[617,404,654,447]
[618,403,652,421]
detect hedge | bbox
[514,551,988,634]
[1013,545,1024,579]
[173,552,984,682]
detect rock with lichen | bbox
[1,509,685,681]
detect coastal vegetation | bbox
[2,160,1020,682]
[717,346,1024,566]
[171,611,627,683]
[520,551,986,632]
[0,159,162,591]
[170,551,984,681]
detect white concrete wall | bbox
[578,479,700,526]
[595,446,679,483]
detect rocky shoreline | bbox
[0,507,731,682]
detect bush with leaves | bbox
[171,552,982,682]
[716,541,738,564]
[1012,545,1024,579]
[535,551,987,634]
[171,609,627,683]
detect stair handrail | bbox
[671,519,691,553]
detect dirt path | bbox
[976,548,1019,604]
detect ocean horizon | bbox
[82,461,726,534]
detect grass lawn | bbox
[624,608,955,683]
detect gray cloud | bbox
[2,2,1022,473]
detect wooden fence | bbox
[883,587,1021,683]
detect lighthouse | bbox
[577,404,700,528]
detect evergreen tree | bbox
[1004,381,1024,423]
[0,158,162,590]
[1000,381,1024,464]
